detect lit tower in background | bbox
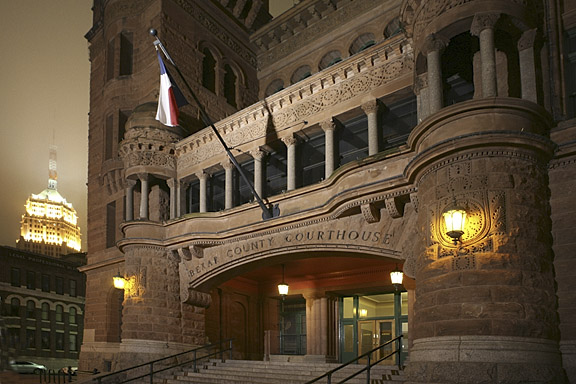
[17,145,82,257]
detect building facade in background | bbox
[0,246,86,371]
[17,146,82,258]
[80,0,576,382]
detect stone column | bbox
[304,292,328,359]
[422,34,447,114]
[282,135,299,191]
[125,179,137,221]
[414,73,430,123]
[320,119,337,179]
[138,173,149,220]
[222,159,235,210]
[362,100,380,156]
[197,172,209,213]
[471,13,500,98]
[518,28,538,103]
[251,148,266,198]
[177,180,187,217]
[167,178,178,220]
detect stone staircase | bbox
[156,358,405,384]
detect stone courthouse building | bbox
[80,0,576,382]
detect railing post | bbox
[398,335,403,369]
[229,339,233,361]
[149,361,154,384]
[327,372,332,384]
[366,352,371,384]
[193,350,197,373]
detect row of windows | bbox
[3,299,80,324]
[10,268,77,296]
[6,327,78,352]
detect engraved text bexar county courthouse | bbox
[79,0,576,382]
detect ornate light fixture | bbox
[113,272,126,290]
[390,265,404,291]
[443,200,467,245]
[277,264,289,297]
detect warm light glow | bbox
[278,283,289,296]
[443,204,467,244]
[359,308,368,317]
[390,268,404,285]
[113,274,126,290]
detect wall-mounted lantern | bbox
[278,264,289,297]
[443,201,467,245]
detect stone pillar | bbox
[138,173,149,220]
[167,178,178,220]
[282,135,299,191]
[422,34,446,115]
[471,13,500,98]
[320,119,337,179]
[125,179,137,221]
[304,292,328,359]
[518,28,538,103]
[197,172,209,213]
[177,180,187,217]
[362,100,380,156]
[251,148,266,198]
[222,159,235,210]
[404,101,565,383]
[414,73,430,123]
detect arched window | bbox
[384,17,402,38]
[26,300,35,319]
[349,33,375,55]
[202,48,216,92]
[442,32,477,105]
[319,51,342,70]
[265,79,284,96]
[55,304,64,323]
[224,64,237,107]
[41,303,50,321]
[69,307,77,324]
[291,65,311,84]
[10,298,20,317]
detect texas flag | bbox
[155,51,187,126]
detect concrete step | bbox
[159,359,404,384]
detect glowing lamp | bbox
[359,309,368,317]
[390,266,404,286]
[443,202,467,244]
[113,273,126,290]
[278,264,289,297]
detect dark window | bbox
[105,113,114,160]
[41,331,50,350]
[41,303,50,321]
[69,307,77,324]
[349,33,375,55]
[69,280,77,297]
[26,300,35,319]
[224,64,237,107]
[265,145,287,197]
[319,51,342,70]
[10,298,20,317]
[291,65,311,84]
[202,48,216,92]
[106,201,116,248]
[56,277,64,295]
[119,32,133,76]
[26,271,35,290]
[118,110,131,144]
[70,334,78,352]
[41,274,50,292]
[381,96,418,150]
[11,268,20,287]
[565,28,576,117]
[55,305,63,323]
[339,115,368,167]
[442,32,477,105]
[265,79,284,96]
[300,130,326,188]
[106,37,115,81]
[8,328,20,349]
[209,169,226,212]
[235,159,255,206]
[56,332,64,351]
[26,329,36,349]
[186,179,200,214]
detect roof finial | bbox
[48,141,58,190]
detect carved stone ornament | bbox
[470,13,501,36]
[361,203,380,223]
[183,289,212,308]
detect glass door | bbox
[357,320,395,364]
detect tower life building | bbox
[81,0,576,383]
[17,145,82,257]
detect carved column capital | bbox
[251,148,267,161]
[319,118,337,132]
[421,33,448,55]
[361,99,380,115]
[125,178,137,188]
[470,13,500,36]
[196,171,209,181]
[221,159,235,171]
[518,28,538,51]
[282,134,300,147]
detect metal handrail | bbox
[305,335,403,384]
[92,338,233,384]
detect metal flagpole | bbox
[150,29,277,220]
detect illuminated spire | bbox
[48,144,58,190]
